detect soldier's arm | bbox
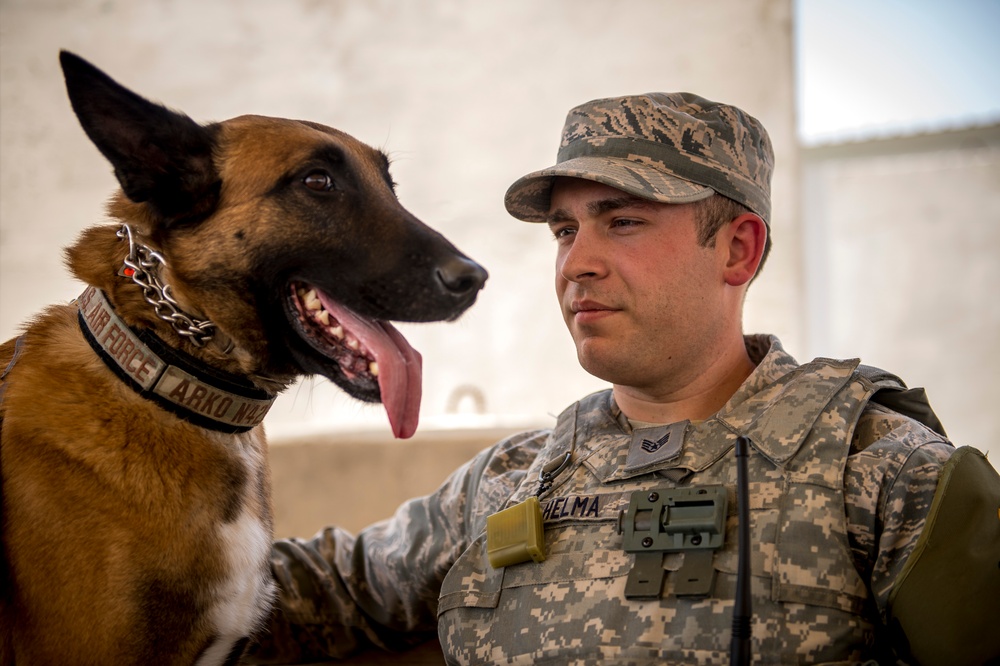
[885,446,1000,666]
[843,403,953,654]
[245,429,548,664]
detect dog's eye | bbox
[303,171,334,192]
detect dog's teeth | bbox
[369,362,379,377]
[329,325,344,340]
[304,290,322,311]
[346,336,360,351]
[316,310,330,325]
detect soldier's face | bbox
[547,178,731,393]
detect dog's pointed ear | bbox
[59,51,220,227]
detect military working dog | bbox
[0,52,486,665]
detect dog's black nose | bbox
[436,255,488,297]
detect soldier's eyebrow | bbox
[546,208,575,225]
[587,195,656,217]
[546,195,657,224]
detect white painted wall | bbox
[802,127,1000,464]
[0,0,800,439]
[5,0,995,536]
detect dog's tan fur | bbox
[0,53,484,665]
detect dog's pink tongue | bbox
[373,322,422,439]
[317,294,422,439]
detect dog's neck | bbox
[76,285,275,433]
[76,221,274,434]
[115,223,234,354]
[67,222,292,396]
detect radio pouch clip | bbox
[486,496,546,568]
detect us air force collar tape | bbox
[76,286,275,433]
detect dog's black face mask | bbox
[59,50,488,438]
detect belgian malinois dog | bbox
[0,52,487,665]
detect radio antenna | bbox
[730,436,752,666]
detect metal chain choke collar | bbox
[116,223,218,348]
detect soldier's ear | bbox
[721,213,767,287]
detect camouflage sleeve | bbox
[245,428,549,663]
[844,402,954,623]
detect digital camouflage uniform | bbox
[248,335,952,665]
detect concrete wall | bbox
[0,0,800,445]
[802,124,1000,464]
[0,0,806,532]
[1,2,994,549]
[5,1,992,546]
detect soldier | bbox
[248,94,999,665]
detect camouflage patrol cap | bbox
[504,92,774,223]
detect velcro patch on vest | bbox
[623,421,688,475]
[540,492,627,524]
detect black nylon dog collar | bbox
[76,285,275,433]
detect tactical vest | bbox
[438,358,893,665]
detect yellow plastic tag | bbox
[486,496,546,568]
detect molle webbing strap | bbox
[76,286,275,433]
[856,364,947,437]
